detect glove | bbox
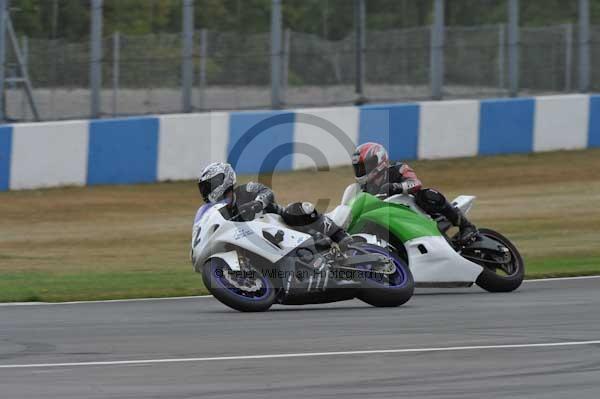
[238,200,264,221]
[379,183,403,196]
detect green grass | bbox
[0,271,208,302]
[1,148,599,302]
[525,257,600,279]
[1,258,598,303]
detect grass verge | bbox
[0,271,205,302]
[1,258,599,303]
[1,149,599,302]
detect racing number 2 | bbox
[193,227,202,247]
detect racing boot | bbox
[456,218,478,245]
[441,204,478,245]
[313,232,333,251]
[337,235,362,252]
[329,227,361,252]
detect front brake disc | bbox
[223,269,263,293]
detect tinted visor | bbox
[352,161,366,178]
[198,173,225,201]
[352,155,379,178]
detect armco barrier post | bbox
[430,0,445,100]
[508,0,519,97]
[182,0,194,113]
[270,0,283,109]
[579,0,590,93]
[90,0,103,119]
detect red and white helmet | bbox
[352,142,389,187]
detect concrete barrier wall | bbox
[1,94,599,191]
[11,121,89,190]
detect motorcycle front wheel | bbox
[202,257,276,312]
[355,244,415,307]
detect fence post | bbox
[282,28,290,103]
[112,31,120,117]
[498,24,505,92]
[579,0,590,93]
[270,0,283,109]
[21,35,28,120]
[6,16,39,120]
[430,0,445,100]
[354,0,366,104]
[565,24,573,92]
[90,0,103,119]
[507,0,519,97]
[198,28,207,111]
[182,0,194,113]
[0,0,7,122]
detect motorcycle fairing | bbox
[349,192,442,242]
[192,206,312,267]
[347,190,484,285]
[404,236,483,283]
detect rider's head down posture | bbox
[198,162,281,221]
[197,162,354,247]
[351,142,477,244]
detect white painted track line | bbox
[0,295,213,307]
[524,275,600,283]
[0,275,598,307]
[1,340,599,369]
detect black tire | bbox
[201,257,276,312]
[356,244,415,307]
[474,228,525,293]
[358,222,409,264]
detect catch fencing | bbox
[2,0,600,122]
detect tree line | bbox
[8,0,599,41]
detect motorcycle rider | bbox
[197,162,355,248]
[351,142,478,244]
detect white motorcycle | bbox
[191,201,414,312]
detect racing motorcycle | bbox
[191,201,414,312]
[326,184,524,292]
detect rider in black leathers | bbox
[352,142,478,243]
[197,162,353,247]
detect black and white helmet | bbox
[198,162,236,203]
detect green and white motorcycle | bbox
[326,184,524,292]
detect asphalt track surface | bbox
[1,277,599,399]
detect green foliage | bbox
[10,0,600,40]
[286,70,304,86]
[103,0,180,35]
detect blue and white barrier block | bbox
[0,94,599,191]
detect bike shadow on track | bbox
[200,290,513,314]
[202,304,414,314]
[414,289,492,296]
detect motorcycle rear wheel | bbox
[473,228,525,293]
